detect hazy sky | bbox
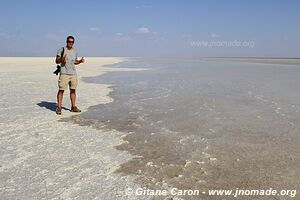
[0,0,299,57]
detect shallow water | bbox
[63,58,300,199]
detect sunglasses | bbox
[67,40,74,43]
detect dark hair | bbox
[66,35,75,42]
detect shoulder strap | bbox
[61,47,64,57]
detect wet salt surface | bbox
[64,58,300,199]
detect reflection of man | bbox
[55,35,85,115]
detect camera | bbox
[53,65,61,75]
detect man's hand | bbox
[55,55,68,64]
[80,57,85,63]
[62,55,68,62]
[75,57,85,65]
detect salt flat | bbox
[0,57,147,200]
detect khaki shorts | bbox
[58,74,78,90]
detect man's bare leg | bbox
[70,89,81,112]
[70,89,76,108]
[56,90,64,114]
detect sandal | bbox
[56,107,62,115]
[71,106,81,112]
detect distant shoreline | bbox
[0,56,299,59]
[0,56,299,66]
[142,56,300,65]
[200,57,300,65]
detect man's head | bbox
[66,36,75,48]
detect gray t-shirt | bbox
[57,47,78,75]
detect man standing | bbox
[55,36,85,115]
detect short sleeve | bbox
[56,47,63,57]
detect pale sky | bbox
[0,0,299,57]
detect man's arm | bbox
[75,57,85,65]
[56,55,68,64]
[55,47,68,64]
[56,55,62,64]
